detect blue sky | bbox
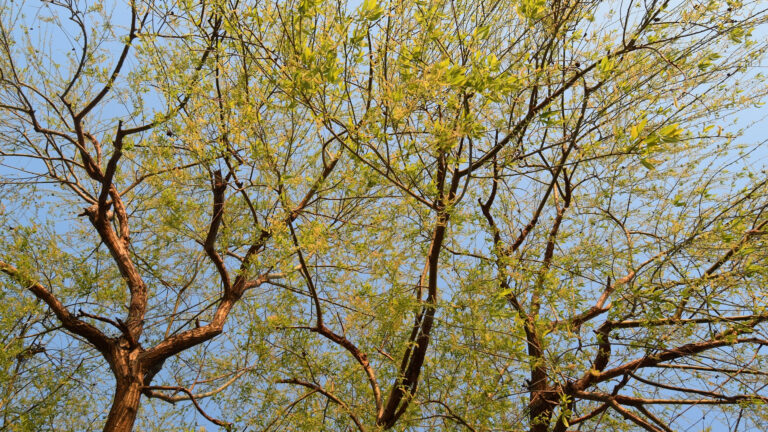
[3,0,768,430]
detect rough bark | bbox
[103,344,148,432]
[103,378,143,432]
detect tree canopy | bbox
[2,0,768,430]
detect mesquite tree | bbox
[2,0,768,431]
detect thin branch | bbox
[278,378,366,432]
[143,385,231,429]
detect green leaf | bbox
[658,123,684,143]
[360,0,385,21]
[474,25,491,40]
[640,158,655,169]
[729,27,745,43]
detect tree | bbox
[1,0,768,430]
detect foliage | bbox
[1,0,768,430]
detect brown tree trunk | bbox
[103,378,143,432]
[528,392,554,432]
[102,343,149,432]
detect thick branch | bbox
[204,170,232,292]
[0,261,111,353]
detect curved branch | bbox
[421,400,478,432]
[606,399,664,432]
[204,169,231,291]
[143,367,252,403]
[143,385,231,429]
[0,261,111,353]
[278,378,366,432]
[75,5,144,120]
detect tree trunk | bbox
[103,377,142,432]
